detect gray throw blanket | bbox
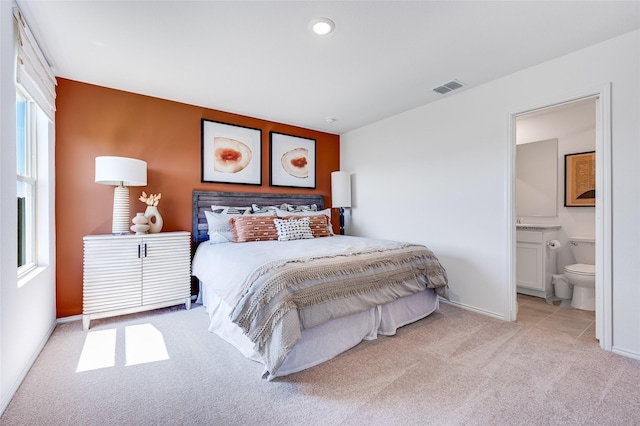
[229,243,448,378]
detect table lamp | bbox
[331,171,351,235]
[95,156,147,234]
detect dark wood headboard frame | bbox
[192,190,325,250]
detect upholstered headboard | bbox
[192,191,325,249]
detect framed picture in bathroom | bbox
[564,151,595,207]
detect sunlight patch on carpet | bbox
[125,324,170,366]
[75,324,170,372]
[76,329,117,372]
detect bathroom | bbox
[515,97,597,335]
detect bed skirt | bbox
[200,284,439,379]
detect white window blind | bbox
[13,7,57,121]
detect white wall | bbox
[341,30,640,355]
[516,99,597,271]
[0,1,57,414]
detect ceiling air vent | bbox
[433,79,465,94]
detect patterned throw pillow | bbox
[274,217,314,241]
[251,203,318,214]
[211,205,252,215]
[230,215,279,242]
[284,214,332,238]
[251,204,279,214]
[279,203,318,212]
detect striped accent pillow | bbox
[284,214,332,238]
[230,215,278,242]
[274,217,314,241]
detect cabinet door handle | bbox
[138,244,141,259]
[144,243,148,258]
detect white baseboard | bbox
[56,314,82,324]
[0,319,57,416]
[612,346,640,361]
[439,297,507,321]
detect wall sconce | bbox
[95,156,147,234]
[331,171,351,235]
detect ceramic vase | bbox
[130,213,150,235]
[144,205,163,233]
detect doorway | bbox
[509,85,612,351]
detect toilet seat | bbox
[564,263,595,276]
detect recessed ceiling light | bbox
[310,18,335,36]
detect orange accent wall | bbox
[55,79,340,318]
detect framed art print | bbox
[270,132,316,188]
[565,151,595,207]
[201,119,262,185]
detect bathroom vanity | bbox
[516,224,561,299]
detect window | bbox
[17,90,36,274]
[13,7,56,282]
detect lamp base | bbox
[339,207,345,235]
[112,185,130,234]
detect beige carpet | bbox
[2,302,640,426]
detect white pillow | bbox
[205,205,252,243]
[274,217,314,241]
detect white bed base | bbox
[200,284,439,378]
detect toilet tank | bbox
[569,237,595,264]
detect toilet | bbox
[563,237,596,311]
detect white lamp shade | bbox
[95,156,147,187]
[95,156,147,234]
[331,171,352,208]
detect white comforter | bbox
[193,235,416,308]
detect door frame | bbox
[507,83,612,350]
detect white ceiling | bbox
[15,1,640,135]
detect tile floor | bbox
[516,293,597,343]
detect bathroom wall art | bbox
[565,151,595,207]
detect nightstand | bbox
[82,231,191,330]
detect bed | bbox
[191,191,448,379]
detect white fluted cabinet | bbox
[83,231,191,330]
